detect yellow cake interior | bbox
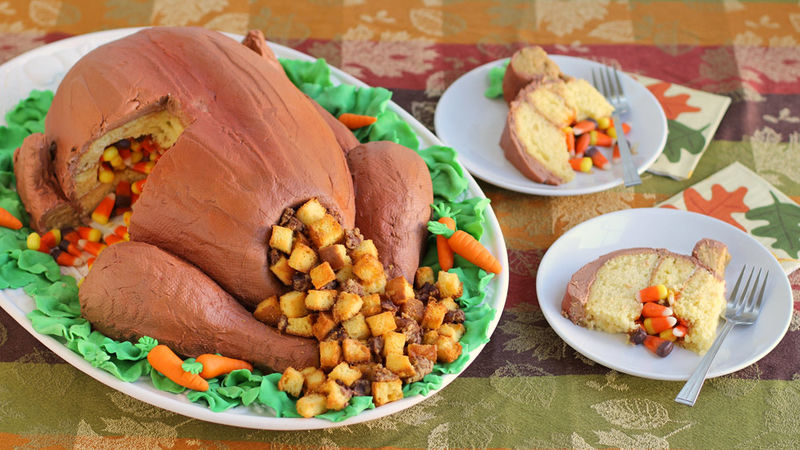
[512,101,573,183]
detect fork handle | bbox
[675,321,735,406]
[612,113,641,187]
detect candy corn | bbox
[637,284,668,302]
[643,316,677,335]
[78,226,102,243]
[92,193,116,225]
[641,302,673,318]
[643,335,674,357]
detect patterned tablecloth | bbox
[1,1,799,448]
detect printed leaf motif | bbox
[745,191,800,258]
[490,363,556,408]
[498,304,568,360]
[591,398,670,429]
[663,120,709,163]
[683,184,749,231]
[647,82,701,119]
[594,429,670,448]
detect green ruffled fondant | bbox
[484,61,508,99]
[5,56,498,421]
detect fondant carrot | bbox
[147,344,209,391]
[428,221,501,274]
[196,353,253,379]
[0,207,22,230]
[431,204,457,272]
[338,113,377,130]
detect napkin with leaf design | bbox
[632,74,731,180]
[657,162,800,274]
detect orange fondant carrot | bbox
[196,353,253,379]
[147,344,209,391]
[337,113,377,130]
[0,207,22,230]
[428,221,501,274]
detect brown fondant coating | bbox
[692,238,730,278]
[13,133,80,232]
[501,46,563,104]
[43,27,354,306]
[80,241,318,373]
[241,29,282,71]
[346,141,433,282]
[308,98,361,154]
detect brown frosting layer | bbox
[80,241,318,373]
[13,133,80,232]
[501,46,563,104]
[692,238,730,278]
[43,27,355,306]
[346,141,433,282]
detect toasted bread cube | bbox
[288,243,318,273]
[439,323,465,341]
[301,367,327,394]
[324,379,353,411]
[269,256,296,286]
[407,343,437,363]
[342,313,370,340]
[385,276,414,305]
[360,293,382,317]
[382,331,406,356]
[253,295,281,326]
[422,330,439,345]
[286,315,314,337]
[421,301,448,330]
[400,297,425,324]
[353,254,384,283]
[328,362,362,386]
[305,289,336,311]
[361,274,387,294]
[293,232,311,250]
[342,338,371,364]
[436,335,463,363]
[280,291,308,318]
[366,311,397,337]
[296,393,327,418]
[336,263,355,283]
[278,367,304,397]
[312,312,338,341]
[372,379,403,407]
[440,297,459,311]
[319,244,351,271]
[414,266,435,288]
[436,271,463,299]
[386,353,416,378]
[333,291,363,322]
[269,225,294,254]
[351,239,378,260]
[319,340,342,370]
[309,262,336,289]
[296,198,327,226]
[308,214,345,249]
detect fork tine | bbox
[612,67,625,98]
[753,271,769,313]
[736,268,755,313]
[744,269,762,312]
[606,65,617,98]
[728,265,747,305]
[591,69,599,92]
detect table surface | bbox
[1,1,799,448]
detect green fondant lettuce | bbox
[485,61,508,99]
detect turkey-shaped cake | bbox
[13,27,434,374]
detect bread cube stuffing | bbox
[440,297,459,311]
[269,225,294,254]
[308,214,345,249]
[278,367,304,398]
[279,291,308,318]
[288,243,318,273]
[366,311,397,337]
[286,315,314,337]
[422,330,439,345]
[353,254,384,283]
[436,335,462,363]
[309,261,336,289]
[385,276,414,305]
[312,312,338,341]
[361,273,387,294]
[296,198,327,226]
[342,338,371,364]
[436,270,463,299]
[336,264,355,283]
[269,256,296,286]
[333,291,363,322]
[328,362,362,386]
[296,393,327,418]
[301,366,327,394]
[360,293,382,317]
[253,295,282,326]
[414,266,434,288]
[305,289,336,311]
[421,301,448,330]
[372,379,403,407]
[319,340,342,370]
[382,331,406,356]
[324,379,353,411]
[341,313,370,340]
[439,323,465,341]
[351,239,378,260]
[407,343,437,363]
[400,297,425,324]
[319,244,351,271]
[385,353,416,378]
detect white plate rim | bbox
[434,56,668,196]
[536,207,793,380]
[0,27,510,430]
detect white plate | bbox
[0,28,509,430]
[537,208,792,380]
[434,57,668,196]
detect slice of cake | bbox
[562,239,729,355]
[502,46,563,104]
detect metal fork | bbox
[675,266,769,406]
[592,67,642,187]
